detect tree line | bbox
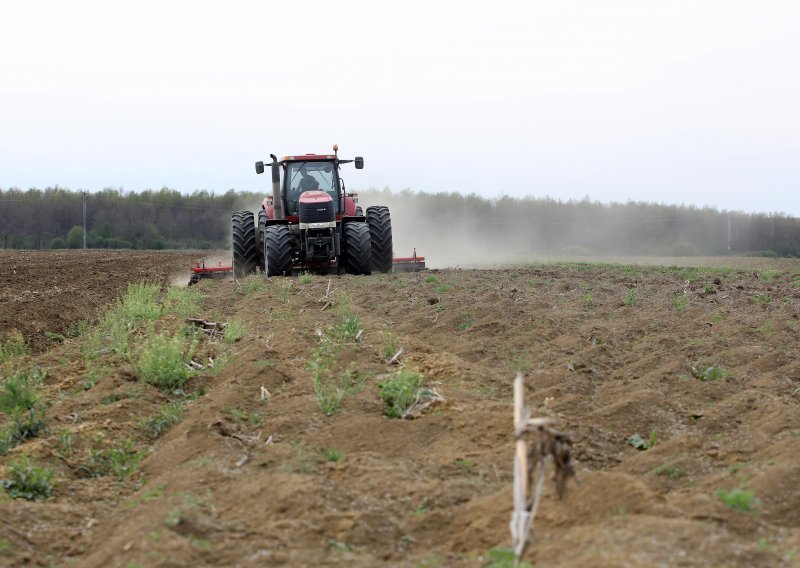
[0,186,798,257]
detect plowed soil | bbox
[1,250,799,567]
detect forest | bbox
[0,186,798,257]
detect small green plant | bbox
[44,331,65,342]
[671,293,688,311]
[334,315,361,342]
[691,363,729,382]
[485,547,532,568]
[164,286,204,317]
[703,283,714,294]
[381,332,399,360]
[757,269,780,282]
[434,284,451,293]
[298,272,314,285]
[279,279,292,303]
[141,401,185,439]
[0,330,27,363]
[378,368,424,418]
[716,488,757,512]
[89,439,144,478]
[66,319,89,338]
[752,294,772,305]
[425,275,438,284]
[224,320,246,344]
[0,369,41,413]
[582,293,593,304]
[56,430,75,456]
[623,287,638,306]
[135,332,197,390]
[0,537,9,553]
[629,430,657,450]
[322,448,343,462]
[2,455,54,501]
[654,464,684,479]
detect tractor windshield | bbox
[285,161,339,215]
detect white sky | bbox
[1,0,799,215]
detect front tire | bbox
[366,206,393,273]
[232,211,257,278]
[342,222,372,275]
[263,225,293,277]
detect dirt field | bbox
[1,250,799,567]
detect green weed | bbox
[757,269,780,282]
[164,286,204,317]
[434,284,451,293]
[224,320,246,344]
[485,547,532,568]
[135,332,197,390]
[691,363,730,382]
[322,448,343,462]
[716,488,758,512]
[378,368,424,418]
[752,294,772,305]
[66,319,89,338]
[2,455,54,501]
[582,293,593,304]
[654,464,684,479]
[0,331,27,363]
[381,332,399,360]
[278,279,292,303]
[56,430,75,456]
[298,272,314,285]
[425,275,438,284]
[624,287,638,306]
[141,401,185,439]
[671,293,688,311]
[89,439,144,478]
[629,430,657,450]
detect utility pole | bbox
[82,192,88,250]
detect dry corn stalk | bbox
[511,372,575,562]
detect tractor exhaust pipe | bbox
[270,154,284,219]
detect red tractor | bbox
[231,145,393,277]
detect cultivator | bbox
[188,261,233,285]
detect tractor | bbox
[231,145,393,277]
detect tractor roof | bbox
[281,154,336,162]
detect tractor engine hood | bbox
[298,191,336,229]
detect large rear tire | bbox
[263,225,293,277]
[232,211,257,278]
[342,222,372,275]
[366,206,393,273]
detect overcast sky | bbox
[2,0,798,215]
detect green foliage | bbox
[381,332,399,360]
[485,547,532,568]
[654,464,684,479]
[0,331,27,363]
[757,269,780,282]
[378,369,424,418]
[322,448,343,462]
[298,272,314,284]
[115,282,163,325]
[671,293,688,311]
[243,277,264,294]
[624,287,638,306]
[691,363,730,382]
[89,439,144,478]
[164,286,203,317]
[752,294,772,305]
[425,275,438,284]
[278,279,292,303]
[334,315,361,342]
[135,332,197,390]
[141,401,185,439]
[66,319,89,338]
[716,488,758,512]
[223,320,246,344]
[2,455,54,501]
[0,368,47,454]
[629,430,657,450]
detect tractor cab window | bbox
[286,161,339,215]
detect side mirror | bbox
[255,161,265,174]
[355,156,364,169]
